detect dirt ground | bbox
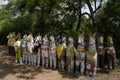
[0,45,120,80]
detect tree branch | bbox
[85,0,94,18]
[94,0,97,10]
[82,12,91,18]
[93,0,103,13]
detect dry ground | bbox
[0,45,120,80]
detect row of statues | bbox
[7,32,116,76]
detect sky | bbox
[0,0,8,5]
[0,0,8,8]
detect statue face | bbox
[90,37,95,44]
[107,36,113,43]
[99,37,103,43]
[78,39,81,43]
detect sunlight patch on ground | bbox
[0,50,8,54]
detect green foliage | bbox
[0,9,11,20]
[0,13,32,44]
[80,17,93,36]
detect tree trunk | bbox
[76,13,81,32]
[85,0,99,46]
[76,0,82,33]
